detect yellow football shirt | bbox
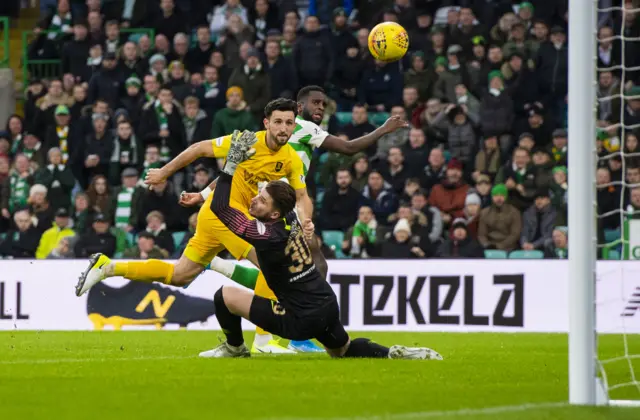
[209,131,306,208]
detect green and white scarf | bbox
[56,126,69,163]
[9,172,30,212]
[203,82,220,98]
[48,11,72,40]
[22,141,41,161]
[10,134,22,155]
[115,187,135,228]
[154,100,171,162]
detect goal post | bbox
[568,0,598,406]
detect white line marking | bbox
[264,402,570,420]
[0,355,196,365]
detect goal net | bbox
[590,0,640,406]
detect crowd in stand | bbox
[0,0,637,261]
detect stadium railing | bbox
[21,30,63,89]
[0,17,9,68]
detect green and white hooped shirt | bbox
[287,116,329,175]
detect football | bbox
[368,22,410,62]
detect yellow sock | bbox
[114,260,174,284]
[254,271,276,335]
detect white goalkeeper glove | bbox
[222,130,258,176]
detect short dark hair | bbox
[264,98,298,118]
[297,85,325,102]
[266,180,296,216]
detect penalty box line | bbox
[265,402,570,420]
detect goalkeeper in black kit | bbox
[199,130,443,360]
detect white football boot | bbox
[199,342,251,358]
[388,345,443,360]
[75,253,111,296]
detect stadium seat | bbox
[604,228,621,245]
[608,249,621,260]
[335,112,351,126]
[322,230,344,253]
[509,250,544,259]
[172,231,186,249]
[126,232,136,247]
[113,252,123,259]
[484,249,507,259]
[315,190,325,210]
[369,112,389,126]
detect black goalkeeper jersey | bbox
[211,172,336,315]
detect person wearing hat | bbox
[120,75,145,127]
[548,128,568,165]
[544,226,568,259]
[34,146,75,212]
[149,53,168,84]
[436,217,484,258]
[87,50,122,110]
[477,183,522,251]
[123,230,167,260]
[462,192,482,237]
[35,207,75,259]
[517,2,534,30]
[211,86,257,137]
[43,104,73,166]
[74,212,116,258]
[380,218,416,259]
[228,42,271,125]
[520,188,558,251]
[429,158,470,225]
[111,166,143,233]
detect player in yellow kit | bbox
[75,99,312,353]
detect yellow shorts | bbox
[183,195,253,266]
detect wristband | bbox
[200,186,213,200]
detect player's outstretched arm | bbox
[146,139,221,186]
[321,116,408,156]
[179,177,219,207]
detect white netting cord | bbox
[595,0,640,399]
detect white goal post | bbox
[570,0,640,407]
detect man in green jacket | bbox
[210,86,257,138]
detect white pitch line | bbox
[264,402,570,420]
[0,355,196,365]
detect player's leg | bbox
[207,256,260,289]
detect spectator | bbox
[87,174,114,222]
[211,86,256,138]
[186,26,216,74]
[46,235,77,259]
[478,183,522,251]
[103,20,121,55]
[419,147,447,193]
[627,187,640,218]
[264,40,297,100]
[72,192,90,234]
[380,218,417,259]
[410,189,443,243]
[376,106,410,160]
[183,96,212,148]
[218,15,255,70]
[87,52,123,110]
[380,146,410,196]
[119,42,147,79]
[389,202,437,258]
[342,104,377,157]
[530,148,555,192]
[359,60,403,112]
[432,103,479,172]
[15,133,46,170]
[0,209,41,259]
[496,146,535,211]
[184,164,212,214]
[35,207,75,259]
[27,185,54,234]
[153,34,172,59]
[434,45,471,103]
[112,168,143,232]
[461,192,482,238]
[109,119,141,185]
[148,54,168,85]
[548,128,568,166]
[402,127,429,174]
[436,218,485,259]
[74,212,116,257]
[293,15,334,90]
[550,165,568,211]
[137,180,180,230]
[516,103,552,147]
[123,231,167,259]
[343,205,378,258]
[520,189,558,251]
[62,21,91,81]
[119,77,145,129]
[228,48,271,126]
[139,86,186,164]
[544,226,568,259]
[166,61,191,103]
[320,168,362,232]
[1,154,34,217]
[210,0,249,37]
[479,71,515,154]
[536,26,568,119]
[333,45,365,111]
[596,167,621,230]
[473,173,493,208]
[474,134,502,183]
[429,158,470,225]
[199,65,226,116]
[404,52,433,102]
[350,153,370,192]
[84,112,114,181]
[87,11,104,45]
[154,0,187,42]
[361,170,398,225]
[172,33,190,66]
[34,147,74,212]
[249,0,280,47]
[43,105,75,164]
[144,210,175,256]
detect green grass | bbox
[1,332,640,419]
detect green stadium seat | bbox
[484,249,507,259]
[113,252,123,259]
[126,232,136,247]
[608,249,621,260]
[318,152,329,165]
[172,231,187,249]
[604,228,621,245]
[509,250,544,259]
[335,112,351,126]
[370,112,389,126]
[322,230,344,253]
[315,190,325,210]
[111,227,129,254]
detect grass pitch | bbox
[2,332,640,420]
